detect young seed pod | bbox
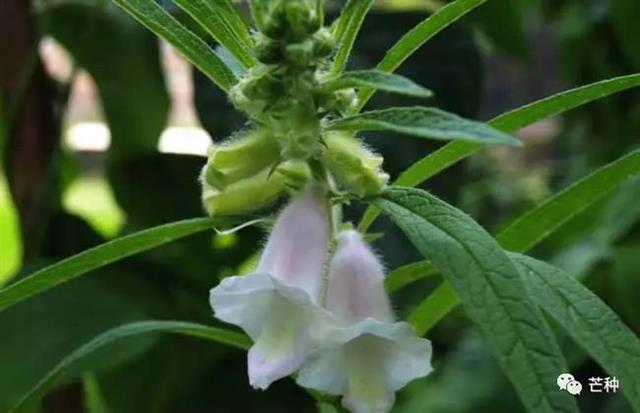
[201,130,280,190]
[322,131,389,197]
[273,160,312,190]
[202,168,286,216]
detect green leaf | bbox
[512,253,640,411]
[327,107,520,146]
[405,148,640,336]
[0,218,219,313]
[374,187,578,413]
[359,73,640,232]
[497,148,640,252]
[320,70,433,98]
[384,260,436,293]
[112,0,237,91]
[407,281,457,335]
[172,0,256,69]
[330,0,374,73]
[8,321,250,413]
[354,0,487,112]
[0,175,21,285]
[0,277,154,412]
[83,374,110,413]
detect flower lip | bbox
[210,272,335,389]
[210,272,332,340]
[296,318,433,413]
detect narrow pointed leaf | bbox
[406,148,640,336]
[359,73,640,232]
[0,218,219,312]
[374,187,578,413]
[113,0,237,91]
[512,254,640,412]
[83,374,110,413]
[173,0,256,69]
[407,281,457,335]
[497,148,640,252]
[330,0,374,73]
[8,321,250,413]
[354,0,487,112]
[321,70,433,98]
[248,0,268,33]
[385,260,436,293]
[328,107,520,146]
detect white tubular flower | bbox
[209,185,331,390]
[297,230,433,413]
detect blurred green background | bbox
[1,0,639,412]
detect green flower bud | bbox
[255,36,284,65]
[334,88,357,113]
[242,74,284,101]
[229,81,268,117]
[202,168,286,216]
[306,10,322,34]
[202,130,280,190]
[314,87,357,114]
[261,2,288,40]
[262,16,286,39]
[285,39,315,67]
[283,1,315,40]
[312,28,334,58]
[322,132,389,197]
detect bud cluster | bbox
[202,0,389,216]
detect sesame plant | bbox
[1,0,640,412]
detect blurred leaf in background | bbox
[0,173,22,285]
[62,175,124,238]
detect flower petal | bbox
[210,273,333,389]
[297,319,432,413]
[256,185,329,303]
[342,335,396,413]
[247,295,313,389]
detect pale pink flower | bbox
[210,186,331,389]
[297,231,433,413]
